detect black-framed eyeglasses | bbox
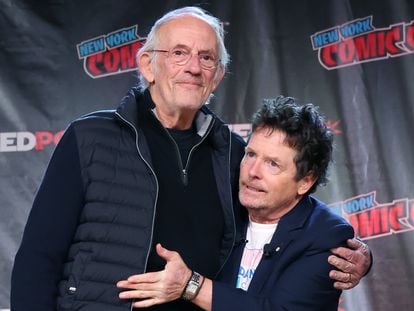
[150,47,219,70]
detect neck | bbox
[148,88,199,130]
[248,196,303,224]
[153,106,196,129]
[249,213,281,224]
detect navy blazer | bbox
[212,196,354,310]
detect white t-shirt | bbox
[236,219,277,291]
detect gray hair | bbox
[136,6,230,91]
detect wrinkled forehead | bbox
[157,15,218,50]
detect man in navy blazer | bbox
[212,197,353,310]
[117,97,360,310]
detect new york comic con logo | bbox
[77,25,145,78]
[329,191,414,240]
[310,16,414,69]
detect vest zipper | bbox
[155,112,215,186]
[115,111,159,311]
[182,120,215,184]
[162,128,188,184]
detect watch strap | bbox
[181,270,204,301]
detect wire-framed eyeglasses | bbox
[150,47,219,70]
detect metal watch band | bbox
[181,271,203,301]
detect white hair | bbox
[136,6,229,91]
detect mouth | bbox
[176,80,203,87]
[242,183,265,193]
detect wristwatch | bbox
[181,271,203,301]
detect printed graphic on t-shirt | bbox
[236,247,264,291]
[235,220,277,291]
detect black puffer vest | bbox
[56,88,245,310]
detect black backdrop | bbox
[1,1,414,310]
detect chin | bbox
[175,97,204,109]
[239,196,261,210]
[177,89,206,101]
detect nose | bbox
[185,53,202,74]
[246,159,262,179]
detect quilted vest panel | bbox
[57,115,157,310]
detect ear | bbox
[211,65,225,91]
[297,173,316,195]
[137,52,155,84]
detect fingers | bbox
[329,270,351,283]
[118,288,171,308]
[132,298,160,308]
[333,280,354,290]
[346,238,363,250]
[119,289,157,300]
[117,280,137,290]
[117,246,191,305]
[330,246,355,262]
[117,280,159,291]
[117,277,182,306]
[127,271,160,283]
[117,271,161,291]
[330,239,371,275]
[329,270,359,290]
[117,280,167,305]
[328,239,371,290]
[331,238,370,260]
[156,243,169,258]
[156,243,180,262]
[328,255,354,273]
[348,238,371,261]
[328,255,360,290]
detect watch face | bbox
[182,272,202,300]
[187,283,198,294]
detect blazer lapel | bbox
[247,196,314,294]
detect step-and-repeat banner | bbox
[1,0,413,310]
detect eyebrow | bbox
[245,146,283,164]
[171,43,216,54]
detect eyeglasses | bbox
[150,47,219,70]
